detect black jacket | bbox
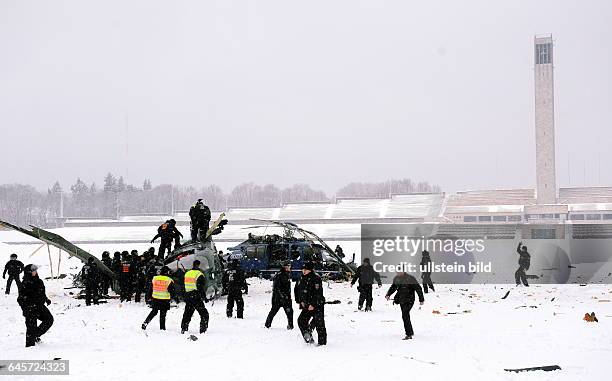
[152,222,183,242]
[294,271,325,307]
[517,244,531,270]
[351,264,382,286]
[4,259,24,277]
[386,273,425,305]
[18,272,49,308]
[420,254,432,274]
[271,268,292,303]
[119,260,134,279]
[189,204,211,224]
[101,257,113,272]
[223,267,248,294]
[81,263,99,286]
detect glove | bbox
[46,298,51,306]
[243,288,248,295]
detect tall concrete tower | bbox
[534,35,557,204]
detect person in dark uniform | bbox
[81,257,99,306]
[295,261,327,345]
[119,251,134,302]
[334,245,345,259]
[515,242,531,286]
[3,253,24,295]
[419,250,435,293]
[112,251,122,274]
[181,260,209,334]
[17,264,53,347]
[151,221,176,259]
[134,254,147,303]
[168,219,183,249]
[142,266,179,331]
[223,259,248,318]
[189,199,211,241]
[265,261,293,329]
[351,258,382,311]
[385,271,425,340]
[100,251,113,295]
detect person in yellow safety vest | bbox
[180,260,210,334]
[142,266,179,331]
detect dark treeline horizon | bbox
[0,173,440,228]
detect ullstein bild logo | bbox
[360,223,612,285]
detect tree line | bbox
[0,174,440,227]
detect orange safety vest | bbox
[152,275,173,300]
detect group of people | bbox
[5,232,534,348]
[147,199,212,259]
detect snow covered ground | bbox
[1,250,611,381]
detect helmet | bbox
[10,253,17,259]
[160,266,170,275]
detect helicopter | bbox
[0,214,229,300]
[227,219,355,281]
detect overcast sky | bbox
[0,0,610,194]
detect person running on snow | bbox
[295,261,327,345]
[17,264,54,347]
[515,242,531,286]
[223,259,248,318]
[80,257,100,306]
[265,261,294,329]
[420,250,435,293]
[181,260,209,334]
[3,253,24,295]
[142,266,179,331]
[351,257,382,311]
[385,270,424,340]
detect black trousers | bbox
[297,305,327,345]
[100,275,110,295]
[144,300,170,330]
[85,283,99,306]
[190,222,209,241]
[5,274,21,294]
[134,277,146,303]
[265,300,293,328]
[120,278,133,302]
[181,294,209,333]
[515,265,529,286]
[357,284,373,308]
[400,301,415,337]
[159,239,172,259]
[422,273,435,293]
[22,304,54,347]
[226,292,244,318]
